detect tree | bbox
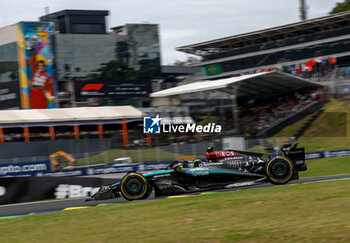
[330,0,350,14]
[173,56,201,66]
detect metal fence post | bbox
[122,148,126,158]
[138,148,143,163]
[156,146,160,162]
[174,143,179,160]
[192,143,197,157]
[84,152,89,165]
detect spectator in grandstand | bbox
[240,90,321,137]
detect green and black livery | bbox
[90,143,306,201]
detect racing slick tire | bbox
[141,182,153,200]
[266,157,294,185]
[120,172,151,201]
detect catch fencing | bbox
[0,135,349,167]
[0,137,222,165]
[1,148,350,178]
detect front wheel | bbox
[120,173,151,201]
[266,157,294,185]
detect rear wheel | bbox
[266,157,294,185]
[120,173,151,201]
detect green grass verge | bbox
[246,145,267,153]
[300,156,350,178]
[272,99,350,152]
[248,99,349,153]
[0,180,349,242]
[272,112,316,138]
[247,99,350,179]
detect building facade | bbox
[0,10,161,109]
[0,25,20,109]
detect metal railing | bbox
[0,136,299,165]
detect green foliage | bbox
[173,56,200,66]
[87,60,141,81]
[330,0,350,14]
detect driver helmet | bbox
[193,159,201,167]
[207,147,214,153]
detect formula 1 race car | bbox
[90,143,306,201]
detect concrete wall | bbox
[0,42,18,62]
[0,24,17,46]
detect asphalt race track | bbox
[0,174,349,218]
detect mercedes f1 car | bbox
[90,143,306,201]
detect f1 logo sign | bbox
[81,84,105,91]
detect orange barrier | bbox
[73,126,79,140]
[122,118,128,146]
[23,127,29,142]
[0,128,3,143]
[98,124,104,139]
[49,126,55,140]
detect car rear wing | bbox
[205,147,267,161]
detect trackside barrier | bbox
[0,161,50,177]
[305,149,350,160]
[34,162,175,178]
[0,176,117,204]
[0,162,184,178]
[1,149,350,178]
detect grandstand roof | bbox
[177,11,350,56]
[150,71,322,98]
[0,106,143,127]
[161,65,200,74]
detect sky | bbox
[0,0,340,65]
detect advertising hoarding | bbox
[0,81,20,110]
[74,80,151,99]
[0,176,116,204]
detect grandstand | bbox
[0,106,147,161]
[165,11,350,138]
[151,71,325,137]
[176,10,350,84]
[0,106,143,141]
[0,105,210,164]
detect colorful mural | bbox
[16,22,56,109]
